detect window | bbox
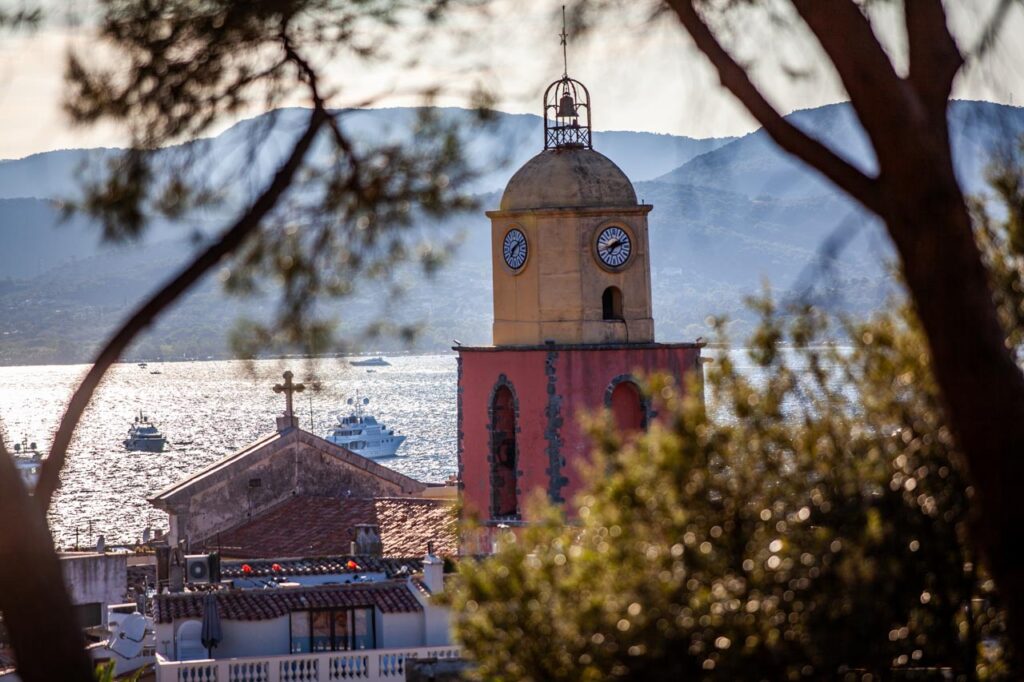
[602,286,623,320]
[610,381,646,433]
[290,608,376,653]
[490,385,519,519]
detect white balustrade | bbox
[156,646,461,682]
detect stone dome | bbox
[499,148,637,211]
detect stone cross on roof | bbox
[273,371,305,430]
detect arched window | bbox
[602,286,623,320]
[610,380,646,433]
[490,384,519,518]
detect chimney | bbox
[422,541,443,594]
[354,524,383,557]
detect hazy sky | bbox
[0,0,1022,160]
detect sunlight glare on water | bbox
[0,355,457,547]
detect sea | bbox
[0,355,458,548]
[0,348,808,548]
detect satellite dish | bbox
[108,612,147,659]
[363,398,369,405]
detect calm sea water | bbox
[0,355,457,547]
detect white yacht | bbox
[349,356,390,367]
[12,437,45,489]
[124,412,167,452]
[326,397,406,458]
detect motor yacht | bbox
[326,396,405,458]
[11,437,45,489]
[124,412,167,452]
[349,357,390,367]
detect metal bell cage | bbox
[543,76,592,150]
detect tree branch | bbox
[791,0,922,140]
[0,439,93,681]
[664,0,882,214]
[969,0,1021,59]
[904,0,963,110]
[34,105,328,513]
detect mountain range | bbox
[1,100,1023,365]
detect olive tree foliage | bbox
[453,309,1008,679]
[451,148,1024,680]
[0,2,488,680]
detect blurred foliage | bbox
[63,0,491,359]
[450,156,1024,679]
[975,137,1024,363]
[0,5,40,30]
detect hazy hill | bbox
[1,101,1021,364]
[657,100,1024,198]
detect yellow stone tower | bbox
[487,75,654,346]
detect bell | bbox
[557,93,577,118]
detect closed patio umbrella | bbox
[201,592,222,658]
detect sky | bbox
[0,0,1022,160]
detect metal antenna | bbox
[560,5,568,77]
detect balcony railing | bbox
[155,645,461,682]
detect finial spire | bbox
[559,5,569,77]
[544,4,592,150]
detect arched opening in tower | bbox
[610,381,646,433]
[602,286,623,320]
[490,385,519,518]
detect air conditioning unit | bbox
[185,553,221,584]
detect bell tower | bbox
[489,28,654,347]
[456,14,703,550]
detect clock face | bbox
[502,228,528,271]
[596,226,632,268]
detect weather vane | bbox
[560,5,569,77]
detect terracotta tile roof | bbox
[197,496,456,559]
[375,498,458,557]
[154,581,422,624]
[220,556,423,579]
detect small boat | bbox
[150,370,162,375]
[11,437,45,489]
[349,357,390,367]
[124,411,167,452]
[137,362,148,368]
[325,396,405,458]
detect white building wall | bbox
[422,602,451,647]
[379,612,424,649]
[155,622,176,659]
[218,618,290,658]
[60,553,128,627]
[166,617,290,660]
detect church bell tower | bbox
[490,74,655,346]
[456,20,704,548]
